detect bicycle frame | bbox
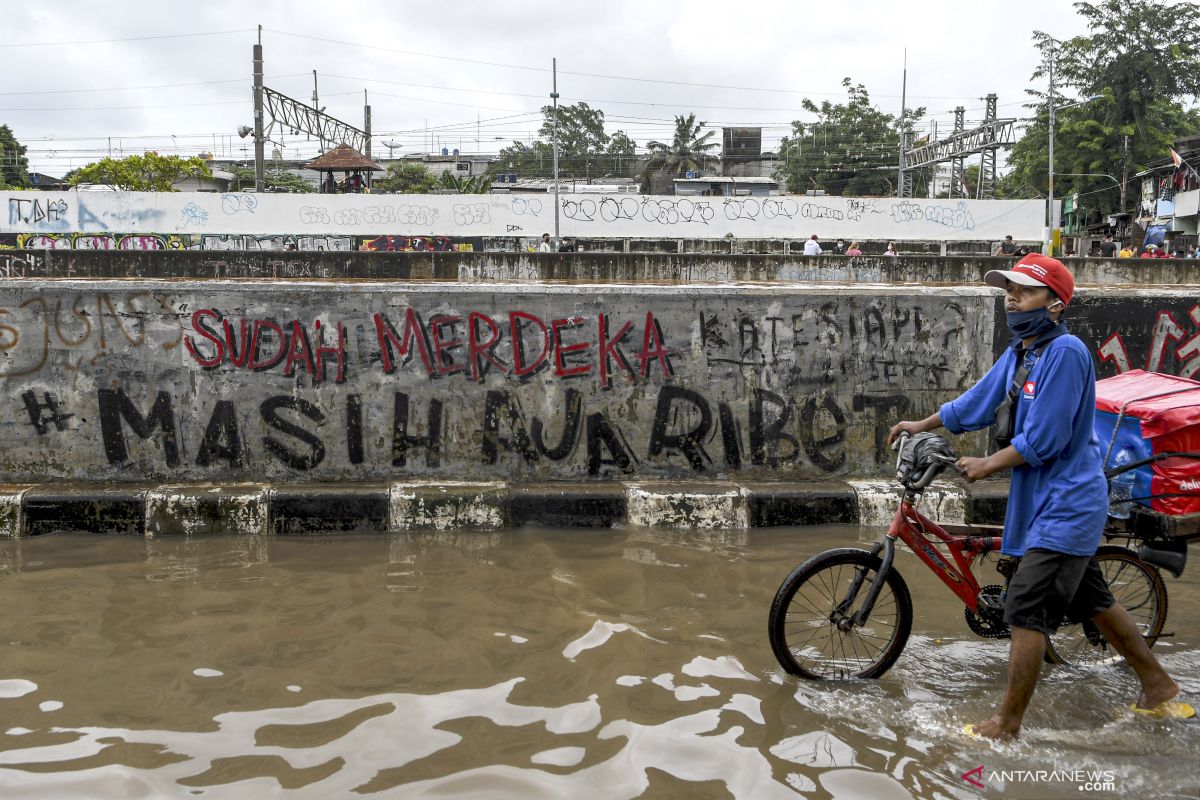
[885,497,1002,613]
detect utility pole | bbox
[252,25,265,192]
[1045,38,1056,255]
[363,89,372,159]
[551,57,560,244]
[897,48,907,198]
[1119,134,1130,213]
[311,71,322,151]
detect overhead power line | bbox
[264,28,991,102]
[0,28,255,48]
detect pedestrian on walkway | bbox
[538,233,553,253]
[803,235,823,256]
[884,242,899,256]
[1099,235,1117,257]
[845,241,863,256]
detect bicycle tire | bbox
[1044,546,1168,667]
[769,547,913,679]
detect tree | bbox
[497,103,636,181]
[69,153,212,191]
[641,114,718,189]
[229,165,315,193]
[495,140,556,178]
[1003,0,1200,212]
[536,102,609,180]
[774,79,923,196]
[372,161,438,193]
[0,125,30,189]
[606,131,638,176]
[437,171,491,193]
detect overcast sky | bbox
[2,0,1109,177]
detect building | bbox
[672,176,778,197]
[1062,134,1200,255]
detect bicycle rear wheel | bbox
[769,547,913,679]
[1044,546,1168,667]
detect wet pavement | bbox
[0,528,1196,799]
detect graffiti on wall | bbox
[2,192,1046,240]
[17,232,192,251]
[0,286,991,482]
[361,236,477,252]
[0,290,182,377]
[1094,302,1200,379]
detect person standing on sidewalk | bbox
[803,235,822,256]
[887,253,1191,739]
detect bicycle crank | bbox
[965,584,1011,639]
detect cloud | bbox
[1,0,1090,176]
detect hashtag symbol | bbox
[22,390,74,435]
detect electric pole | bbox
[252,25,265,192]
[1045,38,1056,255]
[897,48,906,199]
[552,57,560,244]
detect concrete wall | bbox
[3,191,1045,241]
[4,249,1200,287]
[0,278,1195,486]
[0,281,993,483]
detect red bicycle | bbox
[768,433,1170,679]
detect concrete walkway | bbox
[0,480,1008,536]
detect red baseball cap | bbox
[984,253,1075,306]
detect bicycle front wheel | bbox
[769,547,913,679]
[1044,546,1168,667]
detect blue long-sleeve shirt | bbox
[940,331,1109,557]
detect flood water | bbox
[0,527,1197,800]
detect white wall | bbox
[3,191,1045,241]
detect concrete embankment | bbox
[0,254,1192,534]
[3,249,1199,286]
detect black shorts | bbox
[1003,548,1116,635]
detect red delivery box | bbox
[1094,369,1200,516]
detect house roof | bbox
[304,144,383,171]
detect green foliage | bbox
[229,165,315,193]
[0,125,30,189]
[606,131,638,176]
[69,153,212,191]
[373,161,439,193]
[495,140,555,177]
[774,79,922,196]
[437,171,491,193]
[1005,0,1200,211]
[641,114,718,184]
[496,103,637,180]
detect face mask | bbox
[1007,306,1059,339]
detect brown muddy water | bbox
[0,528,1196,800]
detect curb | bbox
[0,480,1008,537]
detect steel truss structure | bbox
[900,94,1015,199]
[263,87,368,153]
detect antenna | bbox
[382,139,401,158]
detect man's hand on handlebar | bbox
[887,419,933,448]
[956,456,994,483]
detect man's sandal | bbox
[1129,701,1196,720]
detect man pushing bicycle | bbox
[886,253,1191,740]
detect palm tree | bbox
[641,114,718,190]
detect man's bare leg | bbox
[1088,603,1179,709]
[972,626,1045,739]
